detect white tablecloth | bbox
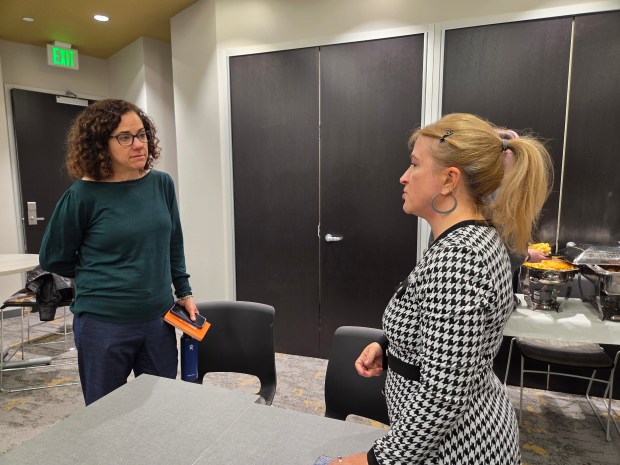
[504,294,620,345]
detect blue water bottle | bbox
[180,333,199,382]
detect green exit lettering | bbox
[52,47,75,68]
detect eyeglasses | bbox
[110,130,150,146]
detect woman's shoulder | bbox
[51,180,95,211]
[429,224,501,263]
[147,169,174,184]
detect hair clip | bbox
[439,130,453,143]
[502,138,508,151]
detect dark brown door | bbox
[11,89,90,253]
[230,48,321,356]
[230,36,424,357]
[319,36,423,357]
[442,18,572,246]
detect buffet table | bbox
[505,294,620,344]
[0,374,385,465]
[500,294,620,398]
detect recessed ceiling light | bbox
[94,14,109,22]
[22,17,35,22]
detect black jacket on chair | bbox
[25,266,74,321]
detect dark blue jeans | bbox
[72,313,178,405]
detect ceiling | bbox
[0,0,199,59]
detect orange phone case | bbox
[164,308,211,341]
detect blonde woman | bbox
[336,113,552,465]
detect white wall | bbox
[171,0,227,301]
[143,39,178,184]
[171,0,619,300]
[215,0,607,47]
[108,39,148,106]
[0,40,110,97]
[109,38,178,183]
[0,56,22,296]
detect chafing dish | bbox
[520,262,578,312]
[580,264,620,295]
[561,243,620,265]
[560,243,620,320]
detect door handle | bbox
[26,202,45,226]
[325,233,344,242]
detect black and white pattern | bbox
[373,221,520,464]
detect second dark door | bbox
[319,36,423,357]
[11,89,90,253]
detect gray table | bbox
[0,374,385,465]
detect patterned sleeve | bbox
[371,244,491,464]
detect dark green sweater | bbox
[40,170,192,323]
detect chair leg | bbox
[606,382,612,442]
[504,337,516,387]
[585,362,620,441]
[20,308,25,360]
[604,354,620,440]
[63,306,68,351]
[519,355,525,425]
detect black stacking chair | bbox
[194,301,277,405]
[324,326,389,425]
[504,336,620,441]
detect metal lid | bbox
[559,243,620,265]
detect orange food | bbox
[523,259,576,271]
[529,242,552,256]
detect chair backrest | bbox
[324,326,389,425]
[195,301,277,405]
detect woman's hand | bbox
[328,453,368,464]
[178,297,200,321]
[527,249,550,263]
[355,342,384,377]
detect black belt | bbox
[388,354,420,381]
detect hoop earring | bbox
[431,192,457,214]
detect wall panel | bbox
[560,11,620,246]
[442,18,572,245]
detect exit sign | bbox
[47,44,79,70]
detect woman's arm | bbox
[39,189,84,277]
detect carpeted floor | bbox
[1,314,619,463]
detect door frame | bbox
[3,84,102,254]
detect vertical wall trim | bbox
[219,48,237,300]
[555,18,576,251]
[416,26,440,262]
[317,47,322,326]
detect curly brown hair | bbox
[65,99,161,180]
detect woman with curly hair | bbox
[334,113,552,464]
[40,99,198,405]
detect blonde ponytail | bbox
[491,137,553,255]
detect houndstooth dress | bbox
[369,220,520,465]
